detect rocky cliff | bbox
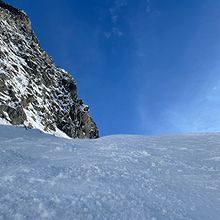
[0,2,99,138]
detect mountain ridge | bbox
[0,2,99,138]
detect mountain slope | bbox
[0,125,219,220]
[0,2,98,138]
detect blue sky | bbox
[7,0,220,136]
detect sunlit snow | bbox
[0,125,220,219]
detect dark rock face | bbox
[0,2,99,138]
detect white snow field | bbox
[0,125,220,220]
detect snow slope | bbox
[0,125,220,220]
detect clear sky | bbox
[7,0,220,136]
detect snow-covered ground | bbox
[0,125,219,220]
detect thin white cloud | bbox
[145,0,160,16]
[162,74,220,133]
[104,0,127,39]
[111,15,119,23]
[112,27,123,36]
[104,32,112,39]
[145,0,151,13]
[136,60,220,134]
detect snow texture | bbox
[0,125,220,220]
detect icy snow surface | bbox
[0,125,220,220]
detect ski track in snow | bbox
[0,125,220,220]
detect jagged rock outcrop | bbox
[0,2,99,138]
